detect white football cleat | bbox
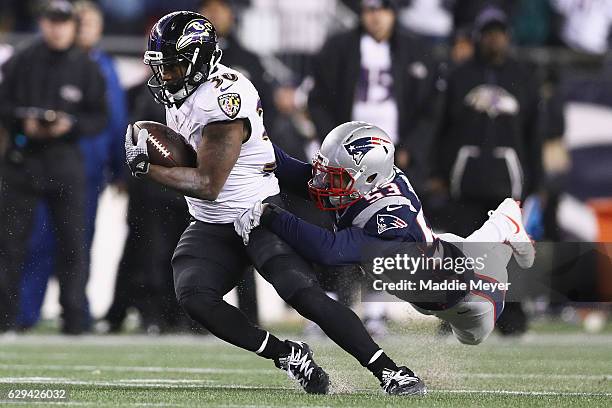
[488,198,535,269]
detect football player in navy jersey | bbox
[235,121,535,346]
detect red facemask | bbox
[308,161,361,211]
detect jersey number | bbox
[363,183,402,203]
[210,73,239,89]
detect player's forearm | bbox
[147,164,219,200]
[261,204,365,266]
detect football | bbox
[132,121,197,168]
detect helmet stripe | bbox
[153,14,174,52]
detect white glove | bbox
[234,201,265,245]
[125,124,150,178]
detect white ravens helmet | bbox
[309,121,395,211]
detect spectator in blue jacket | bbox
[17,0,128,330]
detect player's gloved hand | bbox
[234,201,265,245]
[125,124,150,178]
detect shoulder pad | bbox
[198,67,258,122]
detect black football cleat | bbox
[275,340,330,394]
[380,366,427,396]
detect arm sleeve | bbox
[273,143,312,199]
[261,204,379,266]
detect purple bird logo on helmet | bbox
[176,19,214,51]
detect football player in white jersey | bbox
[124,12,425,396]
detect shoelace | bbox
[381,368,419,391]
[285,347,314,386]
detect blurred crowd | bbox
[3,0,612,54]
[0,0,611,336]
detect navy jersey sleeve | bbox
[273,143,312,199]
[261,204,382,265]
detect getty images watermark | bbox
[360,242,611,303]
[369,253,511,292]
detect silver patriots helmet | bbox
[309,122,396,211]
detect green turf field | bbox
[1,331,611,407]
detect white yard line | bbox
[42,378,214,385]
[0,377,291,389]
[465,372,612,381]
[0,377,207,388]
[1,377,611,398]
[0,352,74,360]
[1,363,610,382]
[434,389,612,397]
[0,401,187,407]
[0,364,276,375]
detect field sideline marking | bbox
[1,363,610,382]
[0,403,329,408]
[435,389,612,397]
[0,364,277,375]
[0,402,188,407]
[0,378,217,384]
[0,377,292,390]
